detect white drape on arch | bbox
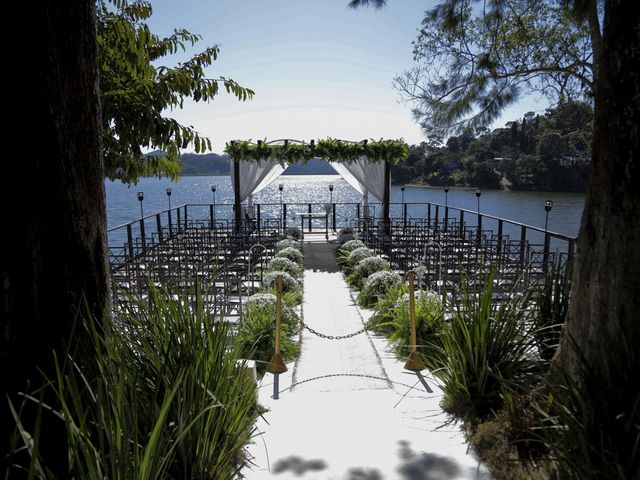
[330,156,385,201]
[230,158,288,216]
[331,156,386,217]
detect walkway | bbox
[244,234,490,480]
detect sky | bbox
[147,0,548,154]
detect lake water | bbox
[106,175,585,248]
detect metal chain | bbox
[297,317,368,340]
[280,373,411,392]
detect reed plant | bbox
[534,261,569,362]
[357,270,402,308]
[6,283,260,479]
[379,289,445,362]
[538,334,640,479]
[236,304,301,374]
[347,256,389,289]
[429,269,539,420]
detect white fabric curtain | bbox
[331,156,386,202]
[230,157,287,202]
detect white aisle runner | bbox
[244,234,490,480]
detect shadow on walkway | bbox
[272,455,328,475]
[269,441,489,480]
[303,239,339,273]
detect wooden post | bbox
[266,275,287,398]
[404,271,425,372]
[233,158,242,231]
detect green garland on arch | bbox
[224,138,409,164]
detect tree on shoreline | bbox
[391,102,592,191]
[98,0,254,183]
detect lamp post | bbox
[211,184,217,220]
[401,185,405,205]
[475,189,481,216]
[166,186,172,210]
[137,191,144,219]
[329,183,334,204]
[544,200,553,232]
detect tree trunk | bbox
[1,0,107,473]
[553,0,640,376]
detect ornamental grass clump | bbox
[282,226,302,240]
[348,256,389,289]
[340,239,366,252]
[237,305,300,374]
[276,238,302,252]
[343,247,375,275]
[337,227,355,244]
[276,246,304,265]
[383,289,444,361]
[7,283,260,479]
[358,270,402,307]
[537,333,639,480]
[267,257,301,278]
[243,293,299,336]
[430,269,538,421]
[262,271,301,295]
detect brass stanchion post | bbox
[266,275,287,398]
[404,271,425,372]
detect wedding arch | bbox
[225,138,409,231]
